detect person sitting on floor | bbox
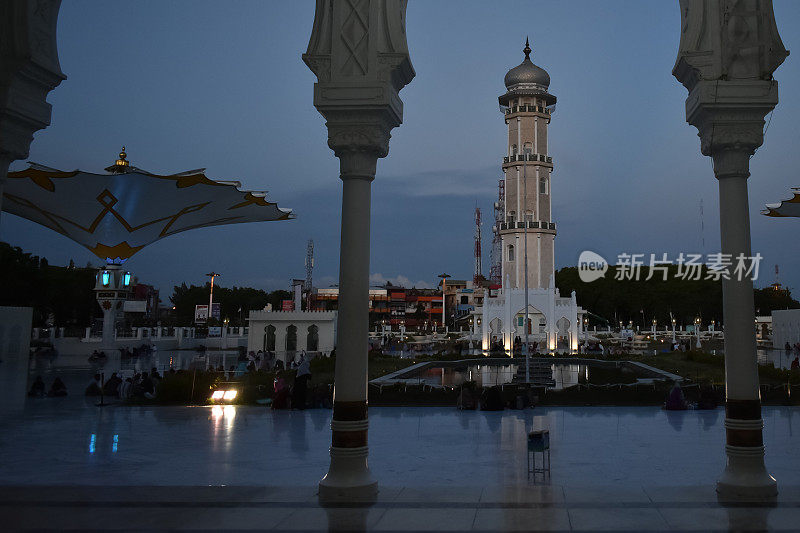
[665,382,688,410]
[119,377,133,400]
[103,372,121,397]
[140,373,155,399]
[48,377,67,397]
[28,376,46,397]
[85,374,102,396]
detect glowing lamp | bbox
[123,272,131,286]
[223,390,237,400]
[211,390,225,400]
[101,270,110,286]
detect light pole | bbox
[695,317,702,349]
[522,145,531,382]
[652,318,657,335]
[671,317,677,345]
[438,273,451,334]
[205,272,221,323]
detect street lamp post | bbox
[671,318,677,345]
[206,272,220,323]
[438,273,451,334]
[695,317,702,349]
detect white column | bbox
[304,0,414,502]
[674,0,787,500]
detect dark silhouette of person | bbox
[28,376,45,397]
[85,374,102,396]
[48,377,67,397]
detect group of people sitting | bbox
[120,344,155,359]
[84,368,165,400]
[28,376,67,397]
[88,350,108,360]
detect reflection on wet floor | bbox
[0,405,797,489]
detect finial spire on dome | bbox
[523,37,531,60]
[108,146,131,173]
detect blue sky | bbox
[4,1,800,295]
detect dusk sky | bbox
[5,1,800,296]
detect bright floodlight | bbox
[211,390,224,400]
[223,390,237,401]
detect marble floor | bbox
[1,404,798,531]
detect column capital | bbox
[303,0,414,164]
[325,111,394,160]
[0,0,66,162]
[684,79,777,160]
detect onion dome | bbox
[499,37,556,107]
[504,38,550,89]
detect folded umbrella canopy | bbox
[3,148,293,263]
[763,188,800,218]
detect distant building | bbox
[772,309,800,348]
[313,285,444,331]
[247,310,337,362]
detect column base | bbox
[717,445,777,501]
[318,446,377,502]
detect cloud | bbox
[370,272,433,289]
[379,165,499,198]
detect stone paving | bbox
[1,404,798,530]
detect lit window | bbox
[123,272,131,286]
[211,390,225,400]
[223,390,237,400]
[101,271,110,286]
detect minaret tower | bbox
[498,38,557,290]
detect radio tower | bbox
[771,264,781,291]
[305,239,314,309]
[474,206,483,284]
[489,179,505,284]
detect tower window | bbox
[508,245,515,261]
[507,211,515,225]
[525,210,534,222]
[511,144,517,156]
[539,177,547,194]
[523,142,532,155]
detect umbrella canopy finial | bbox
[110,146,131,174]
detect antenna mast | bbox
[305,239,314,309]
[474,206,483,284]
[489,179,505,284]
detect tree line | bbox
[1,242,796,329]
[555,265,799,328]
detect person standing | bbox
[292,353,311,410]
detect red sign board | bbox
[281,299,294,311]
